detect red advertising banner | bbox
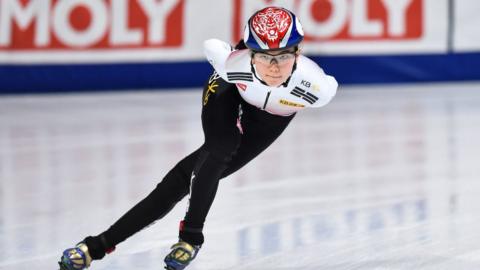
[233,0,423,42]
[0,0,184,50]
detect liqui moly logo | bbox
[0,0,184,50]
[233,0,423,42]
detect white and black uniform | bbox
[204,38,337,116]
[84,40,338,257]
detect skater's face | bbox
[251,48,298,87]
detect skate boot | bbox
[58,242,92,270]
[164,241,201,270]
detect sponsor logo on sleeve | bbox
[301,80,311,88]
[204,72,220,106]
[279,99,305,108]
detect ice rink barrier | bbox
[1,0,479,93]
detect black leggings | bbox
[100,75,295,248]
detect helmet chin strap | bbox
[250,60,297,87]
[251,64,268,86]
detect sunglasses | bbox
[252,51,297,65]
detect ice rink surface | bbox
[1,82,480,270]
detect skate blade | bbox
[58,261,71,270]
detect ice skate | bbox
[164,241,201,270]
[58,242,92,270]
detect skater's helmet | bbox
[244,7,304,52]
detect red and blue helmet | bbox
[244,7,304,52]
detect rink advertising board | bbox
[0,0,186,62]
[0,0,479,93]
[0,0,183,49]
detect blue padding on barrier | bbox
[313,52,480,84]
[0,62,214,94]
[1,52,479,94]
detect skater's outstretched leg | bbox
[59,149,200,269]
[102,148,200,246]
[164,145,238,270]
